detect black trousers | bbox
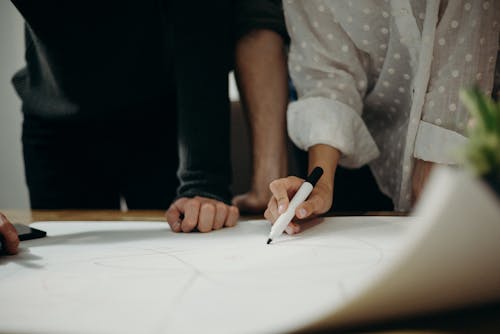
[22,110,179,210]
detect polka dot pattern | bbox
[284,0,499,211]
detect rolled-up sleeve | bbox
[414,121,468,164]
[284,1,379,168]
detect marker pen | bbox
[266,167,324,244]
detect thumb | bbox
[296,194,325,219]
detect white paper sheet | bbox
[1,168,499,334]
[0,216,409,334]
[301,168,500,332]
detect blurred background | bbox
[0,1,29,208]
[0,1,254,209]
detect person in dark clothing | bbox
[9,0,290,232]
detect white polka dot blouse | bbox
[284,0,499,210]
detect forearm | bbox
[235,29,288,183]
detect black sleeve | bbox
[170,0,233,204]
[233,0,289,43]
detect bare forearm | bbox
[235,29,288,179]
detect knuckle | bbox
[216,208,228,222]
[229,206,239,216]
[201,202,215,213]
[269,179,285,192]
[277,196,288,204]
[174,197,187,207]
[269,180,279,192]
[187,199,201,210]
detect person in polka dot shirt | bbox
[265,0,499,231]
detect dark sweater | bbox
[11,0,287,204]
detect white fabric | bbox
[284,0,500,210]
[288,97,379,168]
[414,121,468,164]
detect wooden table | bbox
[2,209,499,333]
[1,209,404,225]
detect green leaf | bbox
[459,87,500,181]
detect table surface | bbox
[1,209,404,224]
[1,209,499,334]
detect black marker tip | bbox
[266,238,272,245]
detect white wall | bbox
[0,1,29,208]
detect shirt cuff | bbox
[414,121,468,164]
[287,97,380,168]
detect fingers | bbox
[265,178,334,236]
[0,213,20,255]
[225,206,239,227]
[286,222,301,235]
[269,197,279,221]
[269,178,291,214]
[181,199,201,232]
[165,198,187,233]
[296,183,333,219]
[296,195,324,219]
[165,197,239,233]
[266,176,308,224]
[213,203,228,230]
[264,194,300,235]
[198,203,215,233]
[264,201,300,235]
[264,206,273,222]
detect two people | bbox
[9,0,289,235]
[2,1,499,254]
[2,0,289,254]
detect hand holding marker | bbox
[266,167,324,244]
